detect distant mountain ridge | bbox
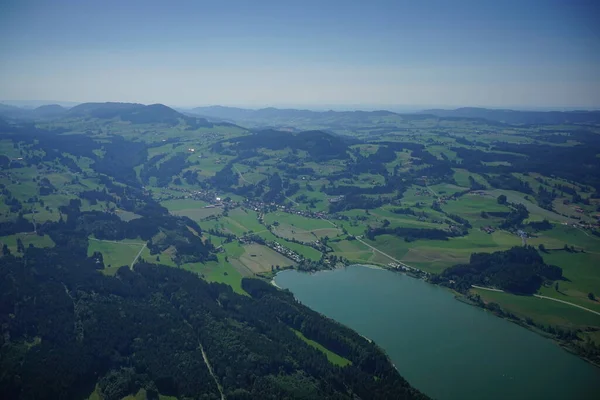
[191,105,600,127]
[0,103,68,120]
[191,105,396,121]
[421,107,600,125]
[189,106,414,132]
[3,101,599,126]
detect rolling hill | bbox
[31,104,67,118]
[67,102,221,127]
[192,105,600,129]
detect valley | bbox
[2,102,600,398]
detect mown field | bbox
[235,243,296,273]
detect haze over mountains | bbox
[1,102,599,127]
[189,105,600,127]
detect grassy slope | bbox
[87,238,145,276]
[292,329,352,367]
[0,233,55,254]
[472,289,600,329]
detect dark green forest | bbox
[0,245,427,400]
[431,246,563,294]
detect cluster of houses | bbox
[328,195,344,203]
[242,198,329,221]
[414,188,433,197]
[268,241,303,262]
[239,234,303,263]
[156,186,229,207]
[387,262,428,277]
[480,226,496,234]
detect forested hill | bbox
[67,102,216,126]
[422,107,600,125]
[229,129,354,160]
[0,246,428,400]
[0,103,68,121]
[0,102,238,128]
[431,246,563,294]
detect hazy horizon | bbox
[1,99,599,113]
[1,0,599,109]
[0,100,600,114]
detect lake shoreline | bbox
[274,264,600,371]
[451,290,600,370]
[274,265,600,399]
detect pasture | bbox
[182,255,246,295]
[0,233,55,254]
[264,211,333,231]
[329,238,396,266]
[272,223,340,243]
[484,189,571,223]
[537,250,600,311]
[362,229,524,273]
[471,288,600,332]
[87,238,146,276]
[172,205,223,221]
[160,198,210,211]
[292,329,352,367]
[255,230,323,261]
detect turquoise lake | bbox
[274,265,600,400]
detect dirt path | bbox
[200,344,226,400]
[285,196,300,206]
[181,319,225,400]
[320,217,339,228]
[233,164,251,184]
[426,185,440,201]
[130,243,146,269]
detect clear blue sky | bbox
[1,0,599,109]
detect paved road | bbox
[354,236,415,270]
[533,294,600,316]
[471,285,600,316]
[471,285,505,293]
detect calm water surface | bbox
[274,265,600,400]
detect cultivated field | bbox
[236,243,296,273]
